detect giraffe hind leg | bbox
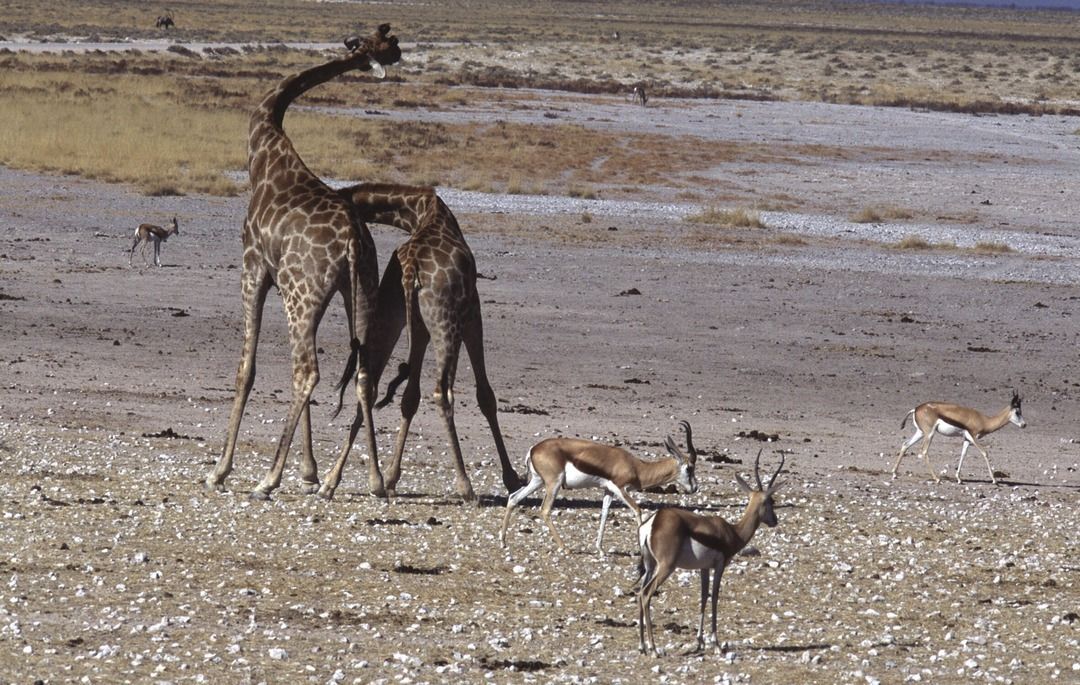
[383,337,428,496]
[432,346,474,502]
[462,307,522,491]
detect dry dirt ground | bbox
[1,93,1079,683]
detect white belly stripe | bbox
[934,420,965,438]
[563,462,611,491]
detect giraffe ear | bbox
[368,58,386,79]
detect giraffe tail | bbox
[332,337,362,419]
[376,362,410,408]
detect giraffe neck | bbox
[338,183,447,234]
[254,51,369,133]
[247,48,379,185]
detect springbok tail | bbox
[900,408,915,430]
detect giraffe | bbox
[326,182,522,501]
[204,25,401,500]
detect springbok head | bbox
[1010,390,1026,429]
[663,419,699,494]
[343,24,400,79]
[734,449,785,527]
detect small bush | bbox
[685,206,764,228]
[973,241,1014,254]
[894,235,933,250]
[851,204,914,223]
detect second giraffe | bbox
[329,183,523,500]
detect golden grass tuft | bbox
[972,241,1014,254]
[851,204,915,223]
[892,234,960,251]
[684,206,765,229]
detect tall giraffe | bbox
[205,25,401,500]
[326,183,522,501]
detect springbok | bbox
[631,84,648,107]
[637,450,784,656]
[129,216,179,267]
[499,421,699,554]
[892,391,1025,485]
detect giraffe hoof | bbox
[249,489,271,501]
[204,480,226,494]
[317,487,336,501]
[300,481,320,495]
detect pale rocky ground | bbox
[1,88,1079,685]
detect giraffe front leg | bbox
[298,402,319,494]
[251,359,319,500]
[207,269,270,493]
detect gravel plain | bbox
[1,75,1079,685]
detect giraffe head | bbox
[343,23,401,79]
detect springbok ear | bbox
[765,479,784,496]
[734,473,753,493]
[664,436,685,464]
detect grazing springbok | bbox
[892,391,1025,485]
[637,450,784,656]
[499,421,699,554]
[155,10,174,29]
[128,216,179,267]
[631,84,648,107]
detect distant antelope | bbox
[155,11,174,30]
[631,84,648,107]
[499,421,699,554]
[637,450,784,656]
[128,216,179,267]
[892,391,1025,485]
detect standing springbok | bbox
[631,84,648,107]
[499,420,699,554]
[129,216,179,267]
[892,391,1025,485]
[637,450,784,656]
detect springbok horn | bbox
[768,452,786,489]
[753,448,764,491]
[679,420,697,465]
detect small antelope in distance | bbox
[892,391,1026,485]
[129,216,179,267]
[631,84,648,107]
[637,450,785,656]
[499,420,699,555]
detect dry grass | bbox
[972,241,1015,254]
[850,204,915,223]
[1,50,897,198]
[685,207,765,229]
[894,235,932,250]
[4,0,1080,112]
